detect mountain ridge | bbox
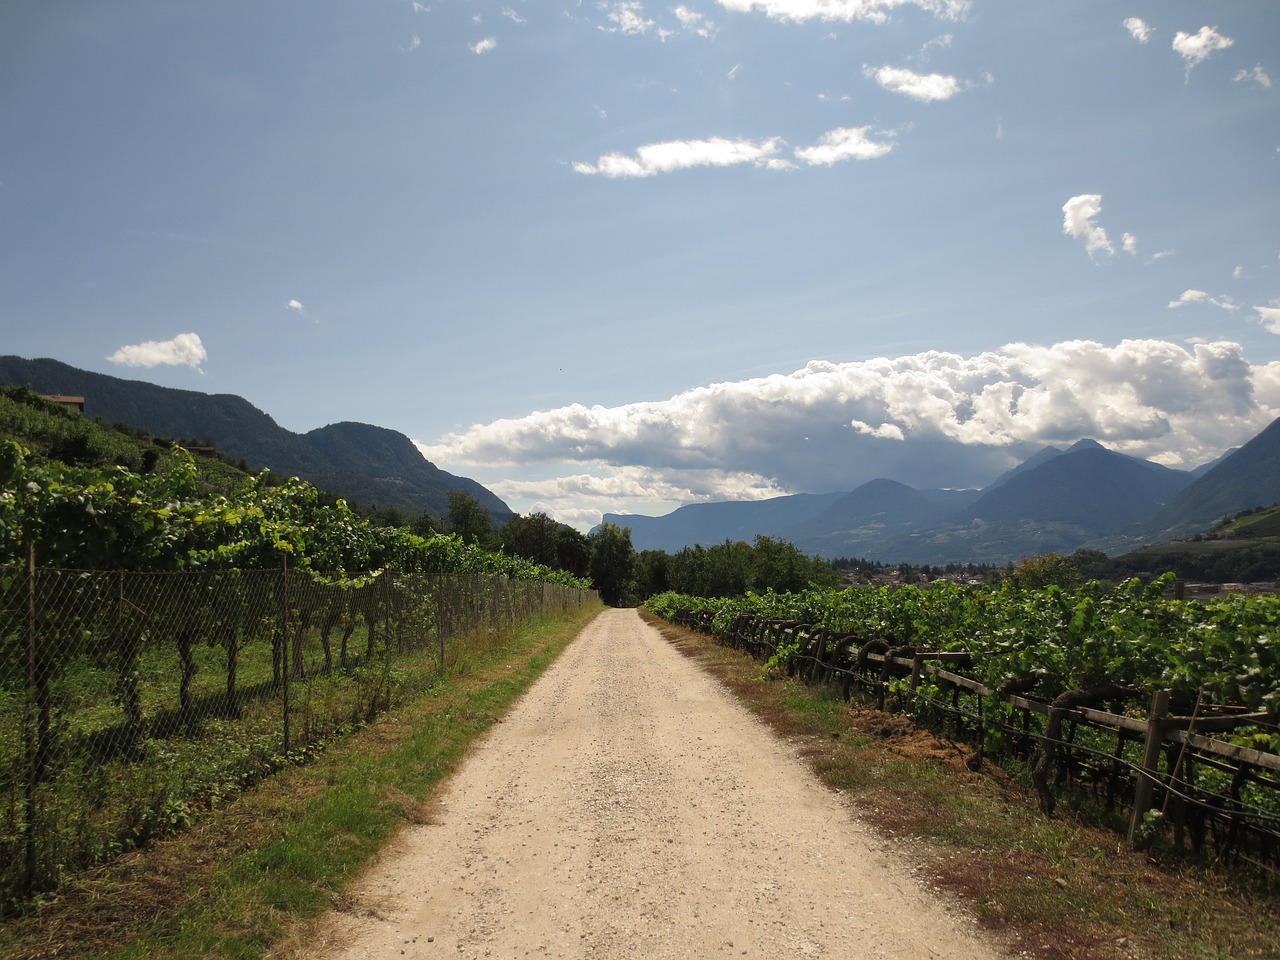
[0,356,511,522]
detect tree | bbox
[1013,553,1081,590]
[445,490,494,547]
[588,522,636,606]
[499,512,561,568]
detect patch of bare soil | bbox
[292,608,1005,960]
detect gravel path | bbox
[304,608,1004,960]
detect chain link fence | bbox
[0,559,596,905]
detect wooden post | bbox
[910,653,925,709]
[1128,690,1171,845]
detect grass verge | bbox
[641,611,1279,960]
[0,602,603,960]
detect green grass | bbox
[0,601,602,960]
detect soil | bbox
[295,608,1005,960]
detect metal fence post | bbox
[23,543,36,898]
[282,555,290,754]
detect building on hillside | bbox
[40,394,85,413]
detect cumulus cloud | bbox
[1062,194,1115,258]
[1123,17,1152,43]
[418,340,1280,525]
[1234,65,1273,88]
[1172,25,1233,74]
[794,126,894,165]
[107,332,208,370]
[1168,289,1239,312]
[1254,306,1280,335]
[471,36,497,54]
[573,136,789,177]
[286,298,305,313]
[1122,232,1137,255]
[714,0,969,25]
[864,65,961,101]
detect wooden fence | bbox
[668,608,1280,874]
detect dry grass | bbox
[643,611,1279,960]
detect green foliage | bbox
[645,575,1280,718]
[0,441,589,588]
[588,522,636,606]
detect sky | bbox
[3,1,1279,530]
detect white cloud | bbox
[1172,25,1233,74]
[1062,194,1114,258]
[412,1,428,12]
[1254,306,1280,335]
[1234,65,1273,88]
[286,298,305,313]
[1122,232,1137,255]
[1233,265,1244,280]
[501,7,527,24]
[674,5,717,37]
[107,332,207,370]
[471,36,498,54]
[600,1,654,35]
[573,136,788,177]
[1123,17,1152,44]
[407,35,421,52]
[418,339,1280,526]
[714,0,969,25]
[1168,289,1239,312]
[864,65,960,102]
[794,126,894,165]
[727,63,741,80]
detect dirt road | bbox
[304,608,1004,959]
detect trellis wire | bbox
[0,557,595,905]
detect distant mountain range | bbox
[604,423,1280,564]
[0,356,511,522]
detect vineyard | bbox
[645,578,1280,872]
[0,438,598,906]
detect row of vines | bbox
[0,440,598,907]
[646,577,1280,868]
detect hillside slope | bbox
[0,356,510,521]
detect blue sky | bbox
[3,1,1278,528]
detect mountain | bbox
[0,356,511,521]
[789,480,981,558]
[1093,416,1280,551]
[966,440,1191,534]
[601,437,1204,564]
[604,492,844,553]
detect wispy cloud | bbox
[1172,25,1233,76]
[864,64,961,102]
[107,333,208,370]
[1234,65,1273,88]
[673,5,717,37]
[471,36,498,54]
[1123,17,1152,44]
[419,339,1280,525]
[1168,289,1240,312]
[1062,194,1118,258]
[599,1,654,35]
[501,7,527,24]
[574,125,896,176]
[713,0,969,25]
[794,126,894,164]
[573,136,789,177]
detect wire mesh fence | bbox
[0,560,596,905]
